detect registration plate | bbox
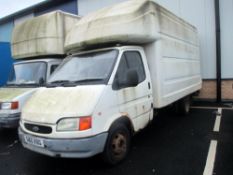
[0,114,8,118]
[24,135,44,148]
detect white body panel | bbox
[22,85,105,124]
[144,39,201,108]
[12,11,81,59]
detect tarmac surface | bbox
[0,107,232,175]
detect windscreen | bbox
[48,50,118,85]
[7,62,46,85]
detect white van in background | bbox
[0,11,81,128]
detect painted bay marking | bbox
[203,140,218,175]
[191,106,231,110]
[213,108,222,132]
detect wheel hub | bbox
[112,133,127,158]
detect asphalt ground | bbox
[0,107,232,175]
[214,109,233,175]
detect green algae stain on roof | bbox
[0,88,33,101]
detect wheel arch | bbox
[105,114,135,136]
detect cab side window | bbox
[113,51,146,90]
[125,52,146,83]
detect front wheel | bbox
[102,123,131,165]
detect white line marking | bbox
[213,108,222,132]
[218,108,222,114]
[203,140,218,175]
[191,106,231,110]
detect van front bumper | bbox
[18,128,108,158]
[0,113,20,128]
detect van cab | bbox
[19,46,153,164]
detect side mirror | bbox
[126,69,139,87]
[39,77,45,86]
[114,69,139,90]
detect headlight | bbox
[57,117,92,132]
[57,118,79,131]
[0,101,19,110]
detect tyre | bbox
[102,123,131,165]
[177,96,191,115]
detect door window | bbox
[113,51,146,90]
[50,64,59,75]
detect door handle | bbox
[148,82,151,89]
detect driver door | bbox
[113,50,153,132]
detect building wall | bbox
[0,42,13,86]
[78,0,126,16]
[215,0,233,100]
[0,22,14,86]
[0,22,14,42]
[183,0,233,101]
[220,0,233,79]
[35,0,77,16]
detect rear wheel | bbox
[102,123,131,165]
[176,96,191,115]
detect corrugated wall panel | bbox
[0,42,13,86]
[155,0,216,79]
[154,0,180,16]
[35,0,77,16]
[202,0,217,79]
[180,0,216,79]
[0,22,14,86]
[0,22,14,42]
[220,0,233,79]
[78,0,127,16]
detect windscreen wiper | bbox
[46,80,70,87]
[47,79,104,87]
[4,83,18,87]
[5,83,39,87]
[62,78,104,87]
[49,80,70,84]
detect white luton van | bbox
[19,0,202,164]
[0,11,80,128]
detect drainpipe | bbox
[215,0,222,103]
